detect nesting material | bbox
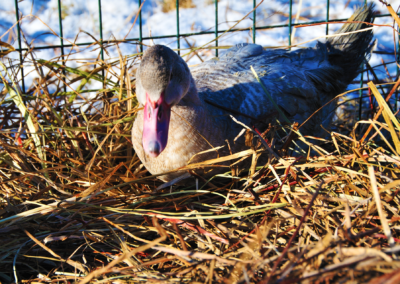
[1,4,400,283]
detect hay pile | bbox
[1,3,400,283]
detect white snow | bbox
[1,0,400,116]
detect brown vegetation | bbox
[0,2,400,283]
[161,0,196,13]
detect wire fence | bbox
[8,0,400,120]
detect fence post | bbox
[215,0,218,56]
[176,0,180,55]
[98,0,105,86]
[57,0,67,93]
[139,0,143,53]
[397,27,400,111]
[14,0,25,93]
[326,0,330,35]
[358,0,367,121]
[253,0,256,43]
[288,0,292,50]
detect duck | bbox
[131,4,375,182]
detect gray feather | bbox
[132,4,375,181]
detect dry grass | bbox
[1,2,400,284]
[161,0,196,13]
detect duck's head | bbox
[135,45,191,157]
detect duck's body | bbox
[132,5,375,181]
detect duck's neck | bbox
[179,76,203,107]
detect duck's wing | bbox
[190,43,341,133]
[191,4,374,135]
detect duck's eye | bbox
[158,105,163,121]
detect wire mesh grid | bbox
[7,0,400,119]
[2,2,400,282]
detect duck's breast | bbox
[131,103,229,180]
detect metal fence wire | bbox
[10,0,400,120]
